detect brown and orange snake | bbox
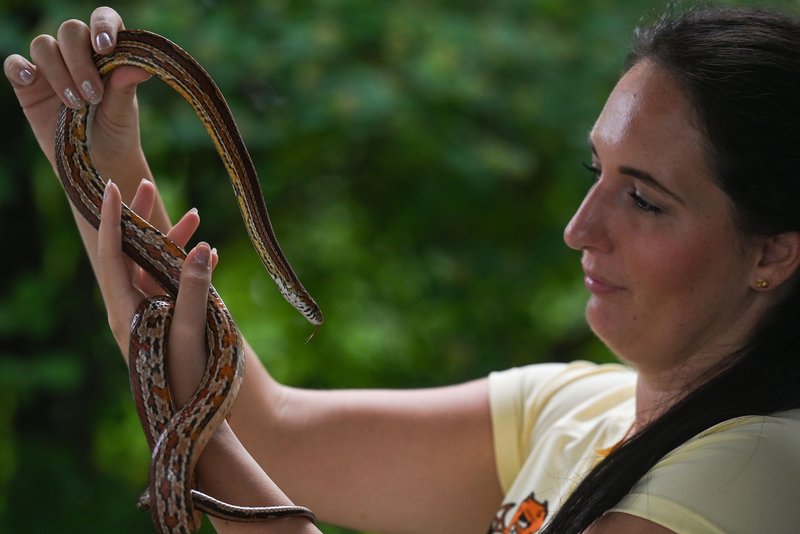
[54,29,320,532]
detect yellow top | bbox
[488,361,800,534]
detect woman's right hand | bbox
[99,180,319,534]
[4,6,153,202]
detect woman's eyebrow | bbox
[587,137,685,205]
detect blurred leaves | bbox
[0,0,777,531]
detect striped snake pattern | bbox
[54,29,320,532]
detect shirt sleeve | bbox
[488,361,634,493]
[610,413,800,534]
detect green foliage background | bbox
[0,0,789,532]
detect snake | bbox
[54,29,321,532]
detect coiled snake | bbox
[54,29,321,532]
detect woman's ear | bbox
[753,232,800,290]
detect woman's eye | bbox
[582,162,601,181]
[580,161,663,215]
[628,191,662,215]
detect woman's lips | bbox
[583,268,624,295]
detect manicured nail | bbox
[19,68,34,86]
[80,79,102,105]
[63,87,84,109]
[188,207,198,215]
[193,242,211,268]
[95,32,113,51]
[210,247,218,269]
[103,180,114,202]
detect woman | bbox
[5,4,800,533]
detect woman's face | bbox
[564,61,763,374]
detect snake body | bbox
[54,29,320,532]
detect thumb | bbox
[106,65,151,94]
[96,66,151,128]
[88,65,151,171]
[168,242,214,407]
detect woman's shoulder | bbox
[614,410,800,533]
[655,410,800,487]
[690,409,800,454]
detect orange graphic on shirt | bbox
[488,492,549,534]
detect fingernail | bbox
[19,68,34,86]
[188,207,198,215]
[80,79,102,105]
[63,87,84,109]
[96,32,113,51]
[193,242,211,268]
[103,180,114,202]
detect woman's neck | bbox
[631,353,731,433]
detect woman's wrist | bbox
[198,422,319,533]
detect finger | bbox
[89,9,151,121]
[91,64,151,142]
[90,7,125,54]
[29,33,85,109]
[166,209,200,249]
[175,242,212,309]
[169,242,213,406]
[95,66,151,134]
[98,180,145,358]
[129,178,156,223]
[88,7,152,109]
[3,54,36,89]
[137,206,200,297]
[134,242,214,298]
[57,19,103,105]
[125,178,160,294]
[98,180,125,291]
[60,8,149,123]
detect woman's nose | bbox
[563,183,613,253]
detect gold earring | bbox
[755,278,770,289]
